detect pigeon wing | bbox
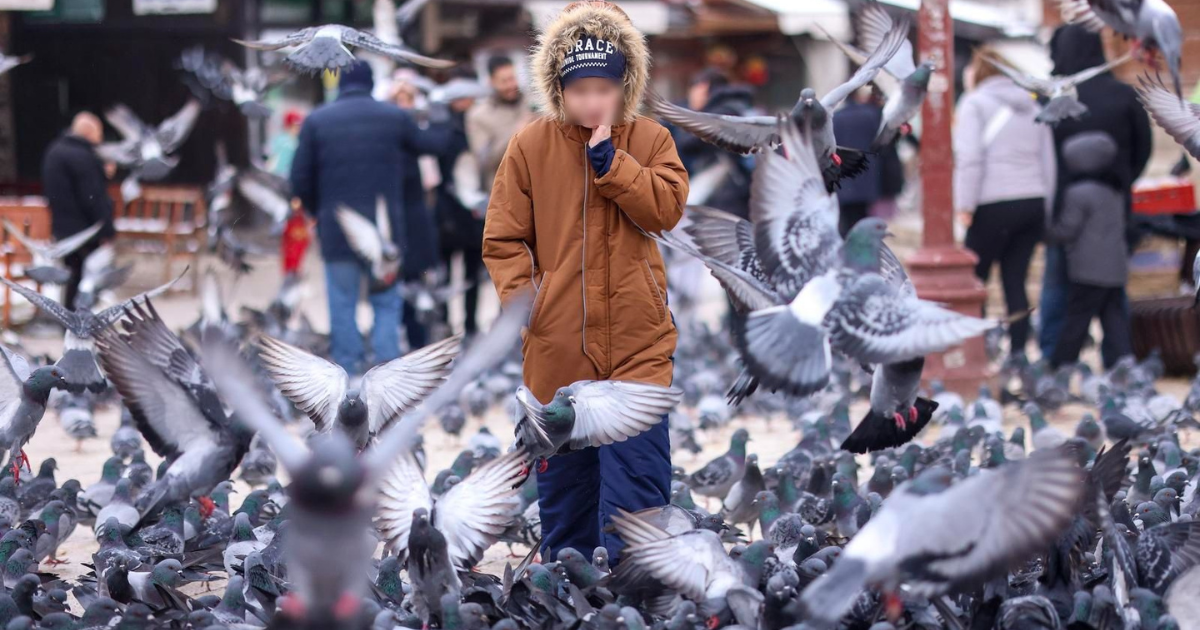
[648,92,779,155]
[0,345,26,406]
[434,448,528,570]
[342,28,456,69]
[96,140,140,167]
[335,205,385,267]
[610,511,734,601]
[92,266,189,333]
[232,27,317,51]
[375,450,434,562]
[1136,73,1200,159]
[361,334,461,433]
[892,448,1084,594]
[1061,52,1133,89]
[980,55,1055,95]
[855,2,916,80]
[257,335,347,432]
[820,15,910,110]
[44,222,104,261]
[737,274,839,397]
[104,104,150,140]
[236,173,291,224]
[0,277,81,332]
[566,381,682,449]
[1,219,48,259]
[395,0,432,27]
[155,100,202,154]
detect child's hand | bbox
[589,123,611,148]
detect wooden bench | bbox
[0,198,51,328]
[112,184,206,288]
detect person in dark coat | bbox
[1039,24,1152,361]
[41,112,117,309]
[1046,131,1132,369]
[290,60,449,373]
[668,68,754,219]
[833,88,904,236]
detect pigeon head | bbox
[908,61,935,86]
[24,366,67,401]
[290,434,366,513]
[80,598,122,627]
[37,458,56,477]
[338,395,368,427]
[151,559,183,586]
[906,465,953,496]
[526,564,555,593]
[794,88,827,127]
[100,457,124,482]
[729,428,749,456]
[841,218,889,273]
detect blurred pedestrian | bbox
[467,54,530,193]
[483,1,688,562]
[668,67,754,218]
[267,109,303,177]
[41,111,117,309]
[1046,131,1132,369]
[436,72,487,338]
[954,46,1056,359]
[290,60,449,373]
[833,86,904,236]
[1039,24,1151,361]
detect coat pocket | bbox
[641,259,667,325]
[529,270,553,332]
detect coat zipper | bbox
[644,258,666,321]
[580,145,589,359]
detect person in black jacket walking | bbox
[41,112,117,309]
[1039,24,1152,361]
[668,68,754,219]
[290,60,450,373]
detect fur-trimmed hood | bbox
[529,1,651,124]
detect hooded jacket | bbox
[1048,24,1152,218]
[482,1,689,403]
[952,75,1057,213]
[1046,131,1127,287]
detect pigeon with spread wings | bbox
[234,24,454,74]
[0,269,185,393]
[97,100,202,200]
[2,219,103,285]
[257,334,461,451]
[1059,0,1183,97]
[982,51,1133,124]
[1136,72,1200,159]
[336,197,401,291]
[648,12,909,192]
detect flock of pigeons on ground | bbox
[0,0,1197,628]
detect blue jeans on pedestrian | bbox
[325,260,402,373]
[1039,245,1130,367]
[537,419,671,566]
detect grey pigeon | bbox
[841,358,937,454]
[233,24,454,74]
[78,457,122,516]
[93,478,138,533]
[0,350,66,482]
[335,197,402,290]
[97,100,202,198]
[648,15,908,192]
[513,380,682,467]
[259,333,460,450]
[981,50,1132,124]
[0,221,103,281]
[688,429,749,501]
[799,449,1083,625]
[1061,0,1183,96]
[407,508,463,627]
[110,408,141,460]
[1137,72,1200,159]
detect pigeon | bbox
[648,15,909,192]
[0,348,67,481]
[1136,72,1200,160]
[0,53,30,76]
[687,428,749,502]
[1061,0,1183,96]
[377,447,526,570]
[407,509,462,627]
[799,449,1083,626]
[78,456,124,516]
[332,197,403,291]
[1,220,103,283]
[95,299,254,518]
[841,358,938,454]
[513,380,682,469]
[980,51,1133,124]
[821,1,934,149]
[233,24,455,74]
[0,270,183,393]
[257,333,461,450]
[93,478,138,533]
[721,454,765,534]
[224,512,267,576]
[97,100,202,199]
[55,392,96,450]
[110,407,142,460]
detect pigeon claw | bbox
[832,153,843,166]
[884,591,904,622]
[900,122,912,136]
[43,557,67,566]
[536,458,549,474]
[8,460,19,485]
[908,406,918,424]
[706,615,721,630]
[892,412,907,431]
[197,496,216,519]
[279,594,306,619]
[333,592,360,619]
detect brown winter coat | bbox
[482,1,689,403]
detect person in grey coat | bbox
[1046,131,1132,369]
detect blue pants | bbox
[325,260,402,374]
[537,420,671,565]
[1039,245,1129,366]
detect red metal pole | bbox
[905,0,992,393]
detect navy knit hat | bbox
[339,60,375,91]
[559,34,626,88]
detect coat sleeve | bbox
[401,111,453,157]
[78,155,115,238]
[592,125,688,233]
[952,96,984,213]
[290,120,318,216]
[1045,186,1088,244]
[481,134,536,305]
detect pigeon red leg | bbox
[832,153,843,166]
[8,460,18,485]
[893,412,907,431]
[536,458,549,474]
[900,122,912,136]
[43,554,66,566]
[333,592,360,619]
[706,615,721,630]
[909,406,919,424]
[884,591,904,622]
[279,594,306,619]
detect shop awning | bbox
[524,1,672,35]
[737,0,851,40]
[132,0,217,14]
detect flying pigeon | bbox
[376,447,527,570]
[336,197,402,291]
[513,380,682,469]
[840,358,939,454]
[0,53,31,76]
[257,333,461,450]
[0,269,184,393]
[1136,72,1200,159]
[233,24,455,74]
[1060,0,1183,96]
[799,449,1083,626]
[981,51,1133,124]
[97,100,202,199]
[1,220,103,283]
[647,14,909,192]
